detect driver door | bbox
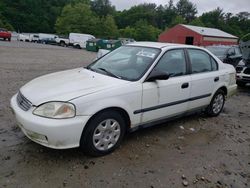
[140,49,191,123]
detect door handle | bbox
[181,83,189,89]
[214,77,219,82]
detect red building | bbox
[158,24,238,46]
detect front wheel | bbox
[60,41,65,47]
[80,110,126,156]
[206,89,225,116]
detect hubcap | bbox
[93,119,121,151]
[212,94,224,114]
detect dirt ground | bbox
[0,41,250,188]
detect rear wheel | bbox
[80,110,126,156]
[8,38,11,42]
[206,89,225,116]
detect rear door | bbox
[187,49,220,110]
[140,49,191,123]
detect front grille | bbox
[243,68,250,75]
[236,66,243,73]
[16,92,32,111]
[242,76,250,80]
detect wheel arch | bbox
[212,84,228,99]
[80,106,131,146]
[217,86,228,96]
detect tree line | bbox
[0,0,250,41]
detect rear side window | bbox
[188,49,218,74]
[210,57,218,71]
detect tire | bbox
[76,44,81,49]
[80,110,126,156]
[60,41,65,47]
[236,81,246,87]
[206,89,225,117]
[8,38,11,42]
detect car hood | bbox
[20,68,129,106]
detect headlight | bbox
[33,102,75,119]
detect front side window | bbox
[234,47,241,55]
[188,49,217,74]
[228,48,235,55]
[154,49,186,77]
[88,46,160,81]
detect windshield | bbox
[87,46,161,81]
[206,47,229,57]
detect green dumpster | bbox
[86,39,104,52]
[103,40,122,51]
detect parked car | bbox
[206,45,242,67]
[0,28,11,41]
[38,33,58,43]
[39,37,57,45]
[236,33,250,86]
[17,33,30,42]
[236,60,250,86]
[10,42,237,156]
[29,34,39,42]
[55,36,69,47]
[69,33,95,48]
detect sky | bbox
[110,0,250,15]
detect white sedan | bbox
[10,42,237,156]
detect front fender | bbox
[71,83,142,126]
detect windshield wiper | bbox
[97,68,121,79]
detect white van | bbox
[69,33,95,49]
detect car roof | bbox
[127,41,204,50]
[127,42,176,48]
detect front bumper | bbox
[236,74,250,83]
[10,94,90,149]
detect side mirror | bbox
[146,70,169,82]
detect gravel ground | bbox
[0,41,250,188]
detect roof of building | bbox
[181,24,238,39]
